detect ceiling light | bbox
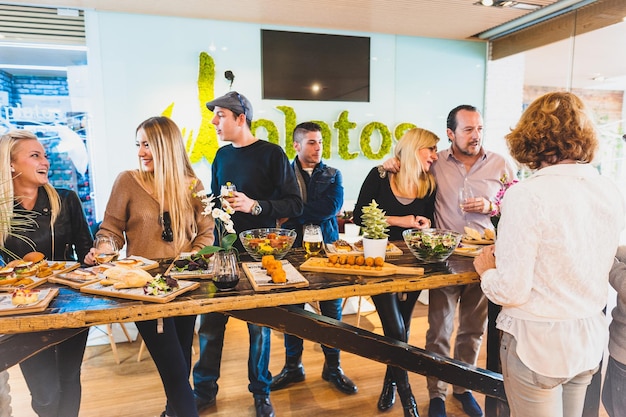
[475,0,541,10]
[0,64,68,72]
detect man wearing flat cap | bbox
[193,91,303,417]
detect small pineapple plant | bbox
[361,200,389,240]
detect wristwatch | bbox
[251,200,262,216]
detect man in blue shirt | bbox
[275,122,357,395]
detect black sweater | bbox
[353,167,436,241]
[211,140,303,247]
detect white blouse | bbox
[481,163,625,378]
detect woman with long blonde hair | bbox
[87,116,214,417]
[1,129,93,417]
[353,127,439,417]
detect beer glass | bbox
[303,224,323,256]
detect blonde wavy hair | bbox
[135,117,198,254]
[393,127,438,199]
[506,92,598,170]
[0,130,60,246]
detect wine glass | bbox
[93,236,119,265]
[458,181,474,213]
[212,251,240,291]
[458,180,474,227]
[303,224,323,257]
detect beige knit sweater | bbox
[98,170,214,259]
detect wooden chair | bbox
[105,323,133,364]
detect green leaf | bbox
[221,233,237,250]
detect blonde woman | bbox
[353,127,439,417]
[87,116,214,417]
[1,130,93,417]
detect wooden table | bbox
[0,242,507,415]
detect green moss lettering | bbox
[276,106,297,159]
[188,52,218,164]
[251,119,280,145]
[360,122,392,160]
[334,111,358,160]
[394,123,417,141]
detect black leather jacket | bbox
[2,187,93,263]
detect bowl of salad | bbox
[403,228,462,263]
[239,228,297,261]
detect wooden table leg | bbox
[0,328,86,372]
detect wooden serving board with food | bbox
[48,265,105,288]
[0,288,59,316]
[453,245,483,257]
[462,226,495,245]
[242,260,309,292]
[299,257,424,277]
[80,279,199,303]
[111,256,159,271]
[0,259,79,291]
[461,237,494,245]
[325,239,403,257]
[164,253,214,279]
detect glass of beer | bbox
[93,236,119,265]
[303,224,323,257]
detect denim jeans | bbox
[602,356,626,417]
[284,299,343,357]
[500,332,596,417]
[136,315,198,417]
[19,328,89,417]
[194,312,272,399]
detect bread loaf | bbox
[463,226,482,241]
[101,266,152,289]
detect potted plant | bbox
[360,199,389,260]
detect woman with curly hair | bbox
[474,92,625,417]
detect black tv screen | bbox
[261,30,370,102]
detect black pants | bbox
[372,290,421,390]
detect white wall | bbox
[84,11,487,220]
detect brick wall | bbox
[0,71,69,108]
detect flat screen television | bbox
[261,29,370,102]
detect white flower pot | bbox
[362,237,388,260]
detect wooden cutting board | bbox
[0,288,59,316]
[299,257,424,277]
[325,242,403,257]
[461,237,494,245]
[242,261,309,292]
[0,261,79,292]
[80,280,199,303]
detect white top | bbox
[481,163,625,378]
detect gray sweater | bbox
[609,246,626,364]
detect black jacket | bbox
[2,187,93,263]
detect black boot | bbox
[398,386,419,417]
[377,367,396,411]
[321,352,358,394]
[270,355,305,391]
